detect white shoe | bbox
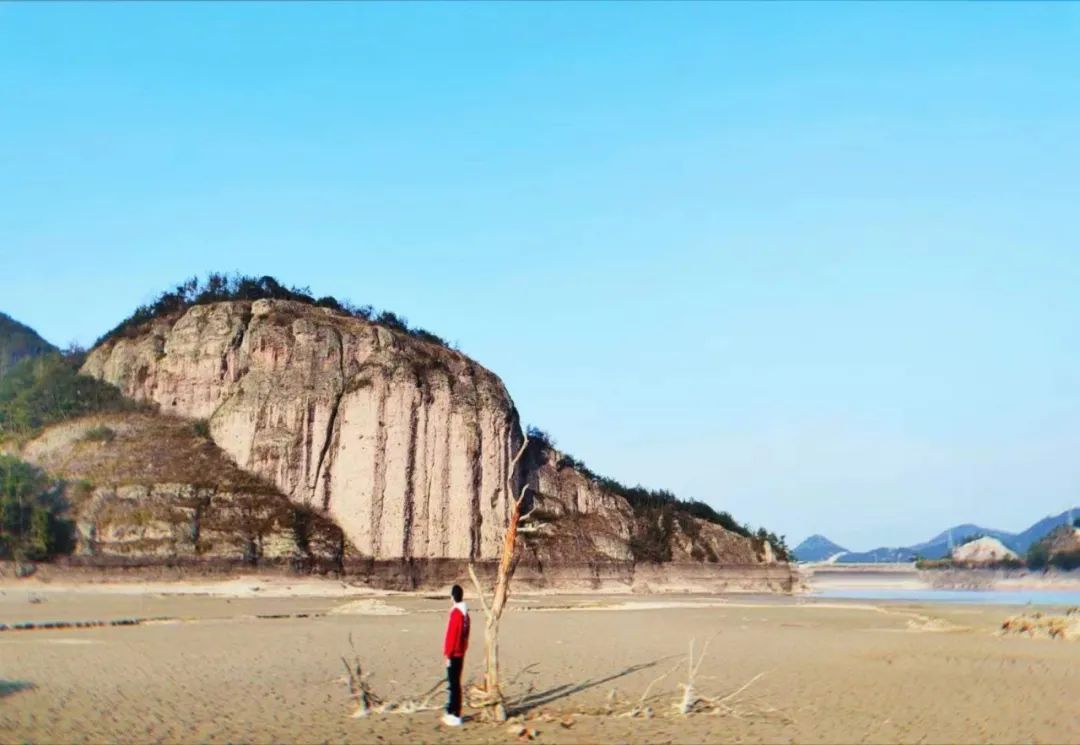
[441,713,463,727]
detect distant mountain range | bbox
[794,507,1079,563]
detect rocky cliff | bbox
[81,299,774,569]
[21,413,346,570]
[83,299,520,561]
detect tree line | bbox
[526,426,791,561]
[95,273,450,349]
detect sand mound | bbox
[1000,608,1080,641]
[328,599,407,616]
[951,536,1018,564]
[906,616,964,633]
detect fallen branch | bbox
[716,671,766,705]
[341,656,382,718]
[339,634,446,718]
[619,659,683,718]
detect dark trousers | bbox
[446,656,464,717]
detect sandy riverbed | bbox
[1,579,1078,744]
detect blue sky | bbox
[2,3,1079,549]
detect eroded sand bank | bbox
[1,580,1078,744]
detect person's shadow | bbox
[0,680,35,699]
[506,656,674,715]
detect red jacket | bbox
[443,603,470,659]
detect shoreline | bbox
[802,562,1080,592]
[0,560,799,597]
[3,562,1078,602]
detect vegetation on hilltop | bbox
[1026,526,1080,571]
[525,426,792,562]
[0,352,137,439]
[96,273,450,349]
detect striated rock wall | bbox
[69,482,344,570]
[82,300,521,561]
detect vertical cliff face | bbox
[82,300,520,560]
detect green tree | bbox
[0,455,72,560]
[1026,541,1050,570]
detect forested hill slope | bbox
[0,312,56,379]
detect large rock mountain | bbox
[80,299,774,571]
[82,299,519,561]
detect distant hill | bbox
[1011,512,1078,554]
[792,534,848,562]
[0,312,55,379]
[827,508,1079,563]
[915,523,1016,551]
[838,546,921,563]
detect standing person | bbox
[442,584,470,727]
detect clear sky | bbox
[3,3,1079,550]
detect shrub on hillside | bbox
[996,555,1026,570]
[629,505,675,563]
[192,419,211,439]
[1026,542,1050,570]
[81,425,116,443]
[1050,550,1080,571]
[525,426,555,451]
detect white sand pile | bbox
[328,599,408,616]
[906,617,964,633]
[952,537,1018,564]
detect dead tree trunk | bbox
[467,430,530,721]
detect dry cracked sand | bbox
[1,580,1078,744]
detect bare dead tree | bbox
[677,635,716,714]
[467,430,531,721]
